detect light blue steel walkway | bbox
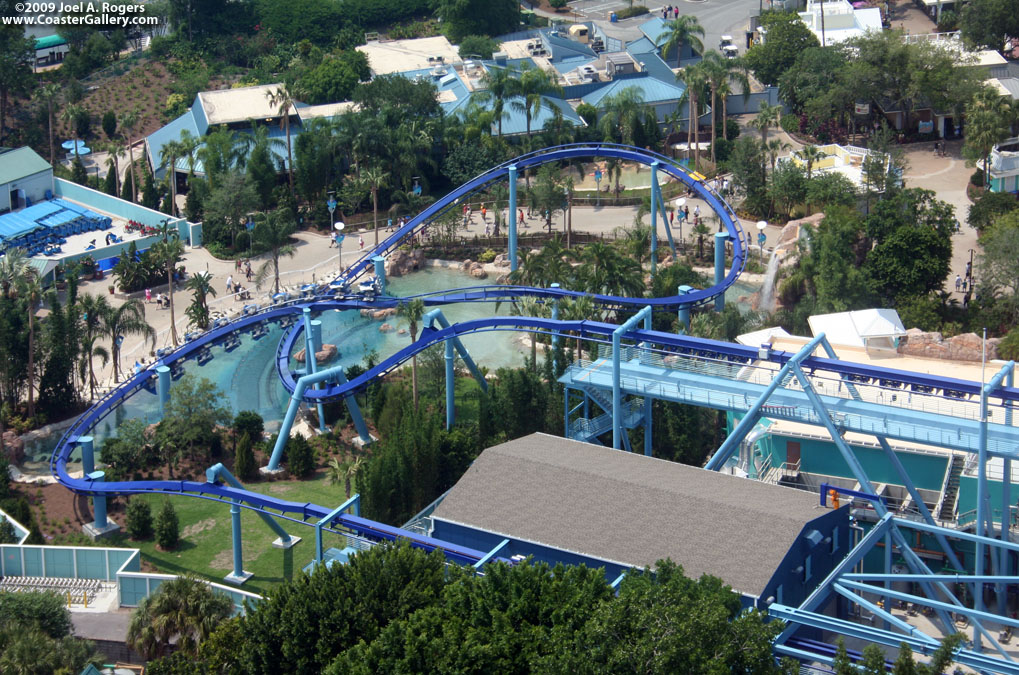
[560,348,1019,457]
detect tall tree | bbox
[656,15,705,67]
[101,298,155,382]
[33,83,62,167]
[511,63,564,140]
[680,62,709,170]
[598,86,646,145]
[60,104,87,161]
[252,209,297,295]
[16,269,42,418]
[0,27,32,146]
[963,86,1013,191]
[151,232,185,346]
[397,299,426,412]
[77,294,110,400]
[266,85,298,197]
[478,65,518,137]
[120,110,140,203]
[159,139,184,218]
[127,575,232,660]
[363,165,389,247]
[184,271,216,330]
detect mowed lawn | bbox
[134,471,357,596]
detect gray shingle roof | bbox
[432,434,822,596]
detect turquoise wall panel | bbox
[22,547,42,575]
[43,548,74,577]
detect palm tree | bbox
[559,294,597,358]
[33,83,61,166]
[78,294,110,400]
[184,271,216,330]
[363,165,389,247]
[598,86,646,145]
[127,575,232,660]
[252,209,297,295]
[105,138,126,196]
[328,456,364,499]
[177,129,200,183]
[478,65,519,137]
[159,138,184,217]
[576,241,644,298]
[700,51,731,164]
[101,298,155,383]
[753,101,781,147]
[964,87,1013,192]
[16,270,42,418]
[796,144,826,180]
[397,298,426,412]
[61,104,86,161]
[0,247,28,298]
[680,62,709,170]
[605,157,623,200]
[512,63,564,140]
[151,235,185,346]
[657,15,705,67]
[767,138,789,173]
[120,110,140,202]
[266,85,297,196]
[720,58,751,142]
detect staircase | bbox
[568,385,645,444]
[937,454,965,521]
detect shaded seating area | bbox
[0,198,113,257]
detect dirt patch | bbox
[210,546,258,570]
[181,518,217,539]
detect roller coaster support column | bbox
[315,495,359,565]
[677,285,692,334]
[705,334,825,471]
[225,500,252,585]
[207,463,299,549]
[1001,369,1014,616]
[550,283,560,357]
[446,339,455,430]
[650,162,659,281]
[157,366,171,413]
[79,436,94,474]
[612,305,652,450]
[89,471,107,529]
[976,361,1014,650]
[714,232,728,312]
[267,365,371,473]
[372,255,386,296]
[423,310,488,392]
[303,309,327,433]
[508,165,518,272]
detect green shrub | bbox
[0,590,72,638]
[233,411,265,443]
[971,169,984,188]
[615,5,649,19]
[0,516,17,543]
[478,249,497,263]
[234,432,256,482]
[780,113,800,135]
[155,500,179,550]
[285,434,314,478]
[125,498,153,540]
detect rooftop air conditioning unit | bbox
[432,66,448,77]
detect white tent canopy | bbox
[808,309,906,349]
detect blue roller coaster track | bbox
[48,143,1019,590]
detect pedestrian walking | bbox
[955,274,962,291]
[966,261,972,278]
[481,204,487,222]
[669,209,675,226]
[226,275,233,294]
[387,217,392,232]
[485,222,490,236]
[674,6,679,17]
[246,266,252,282]
[145,288,152,303]
[358,234,364,250]
[683,205,690,221]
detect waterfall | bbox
[758,251,781,313]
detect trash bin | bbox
[609,11,617,21]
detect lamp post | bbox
[334,222,345,275]
[676,197,686,252]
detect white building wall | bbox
[1,169,54,212]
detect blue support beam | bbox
[770,604,1019,675]
[655,190,676,256]
[612,306,652,450]
[705,334,825,471]
[88,470,107,529]
[207,463,298,548]
[650,161,659,281]
[423,309,488,392]
[473,539,510,570]
[713,232,727,312]
[372,255,386,296]
[831,583,936,643]
[508,165,518,272]
[315,495,360,565]
[157,366,170,412]
[445,338,455,430]
[303,309,327,434]
[677,285,692,334]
